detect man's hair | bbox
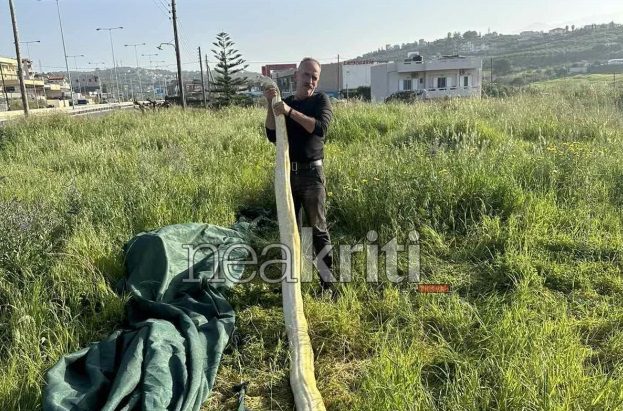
[299,57,321,71]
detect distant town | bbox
[1,21,622,111]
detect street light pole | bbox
[124,43,145,101]
[21,40,41,109]
[37,0,75,109]
[68,54,84,97]
[96,26,123,102]
[151,60,165,99]
[21,40,41,62]
[88,61,105,102]
[142,53,159,99]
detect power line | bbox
[150,0,170,19]
[158,0,170,13]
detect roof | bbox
[0,56,17,65]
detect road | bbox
[0,102,135,126]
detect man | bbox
[264,57,335,293]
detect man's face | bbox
[295,60,321,98]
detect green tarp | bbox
[44,223,251,411]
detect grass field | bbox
[1,77,623,410]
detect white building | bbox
[272,68,296,97]
[370,55,482,102]
[342,61,383,90]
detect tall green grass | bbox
[1,78,623,410]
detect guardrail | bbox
[0,102,134,125]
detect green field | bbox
[1,77,623,410]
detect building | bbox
[316,62,340,96]
[317,60,383,97]
[45,75,71,100]
[342,60,384,91]
[272,68,297,97]
[271,60,385,98]
[370,54,482,102]
[520,31,542,37]
[72,74,101,94]
[608,59,623,65]
[261,64,296,78]
[0,56,45,101]
[549,28,566,35]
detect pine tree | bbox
[211,32,249,107]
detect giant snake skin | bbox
[270,87,326,411]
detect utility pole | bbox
[8,0,29,116]
[198,47,207,108]
[171,0,186,108]
[124,43,145,100]
[205,54,212,101]
[205,54,214,83]
[337,54,340,95]
[0,64,10,111]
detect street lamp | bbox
[156,43,181,98]
[88,61,106,102]
[152,61,166,99]
[20,40,42,109]
[37,0,74,109]
[20,40,40,60]
[157,42,175,51]
[96,26,123,102]
[124,43,146,100]
[142,54,159,99]
[67,54,84,97]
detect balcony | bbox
[397,58,481,73]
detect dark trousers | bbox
[290,165,334,287]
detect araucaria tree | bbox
[211,32,249,107]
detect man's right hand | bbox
[264,87,278,109]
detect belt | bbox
[291,159,322,172]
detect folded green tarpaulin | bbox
[44,223,251,411]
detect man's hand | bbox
[272,100,291,117]
[264,87,290,116]
[263,87,277,108]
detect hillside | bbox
[1,78,623,409]
[356,22,623,74]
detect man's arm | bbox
[285,93,332,135]
[311,93,332,137]
[288,108,317,134]
[265,101,276,131]
[264,88,277,143]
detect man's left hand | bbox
[272,100,291,117]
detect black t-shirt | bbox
[265,92,333,162]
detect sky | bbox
[1,0,623,74]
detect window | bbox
[463,76,469,87]
[437,77,447,89]
[402,79,412,91]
